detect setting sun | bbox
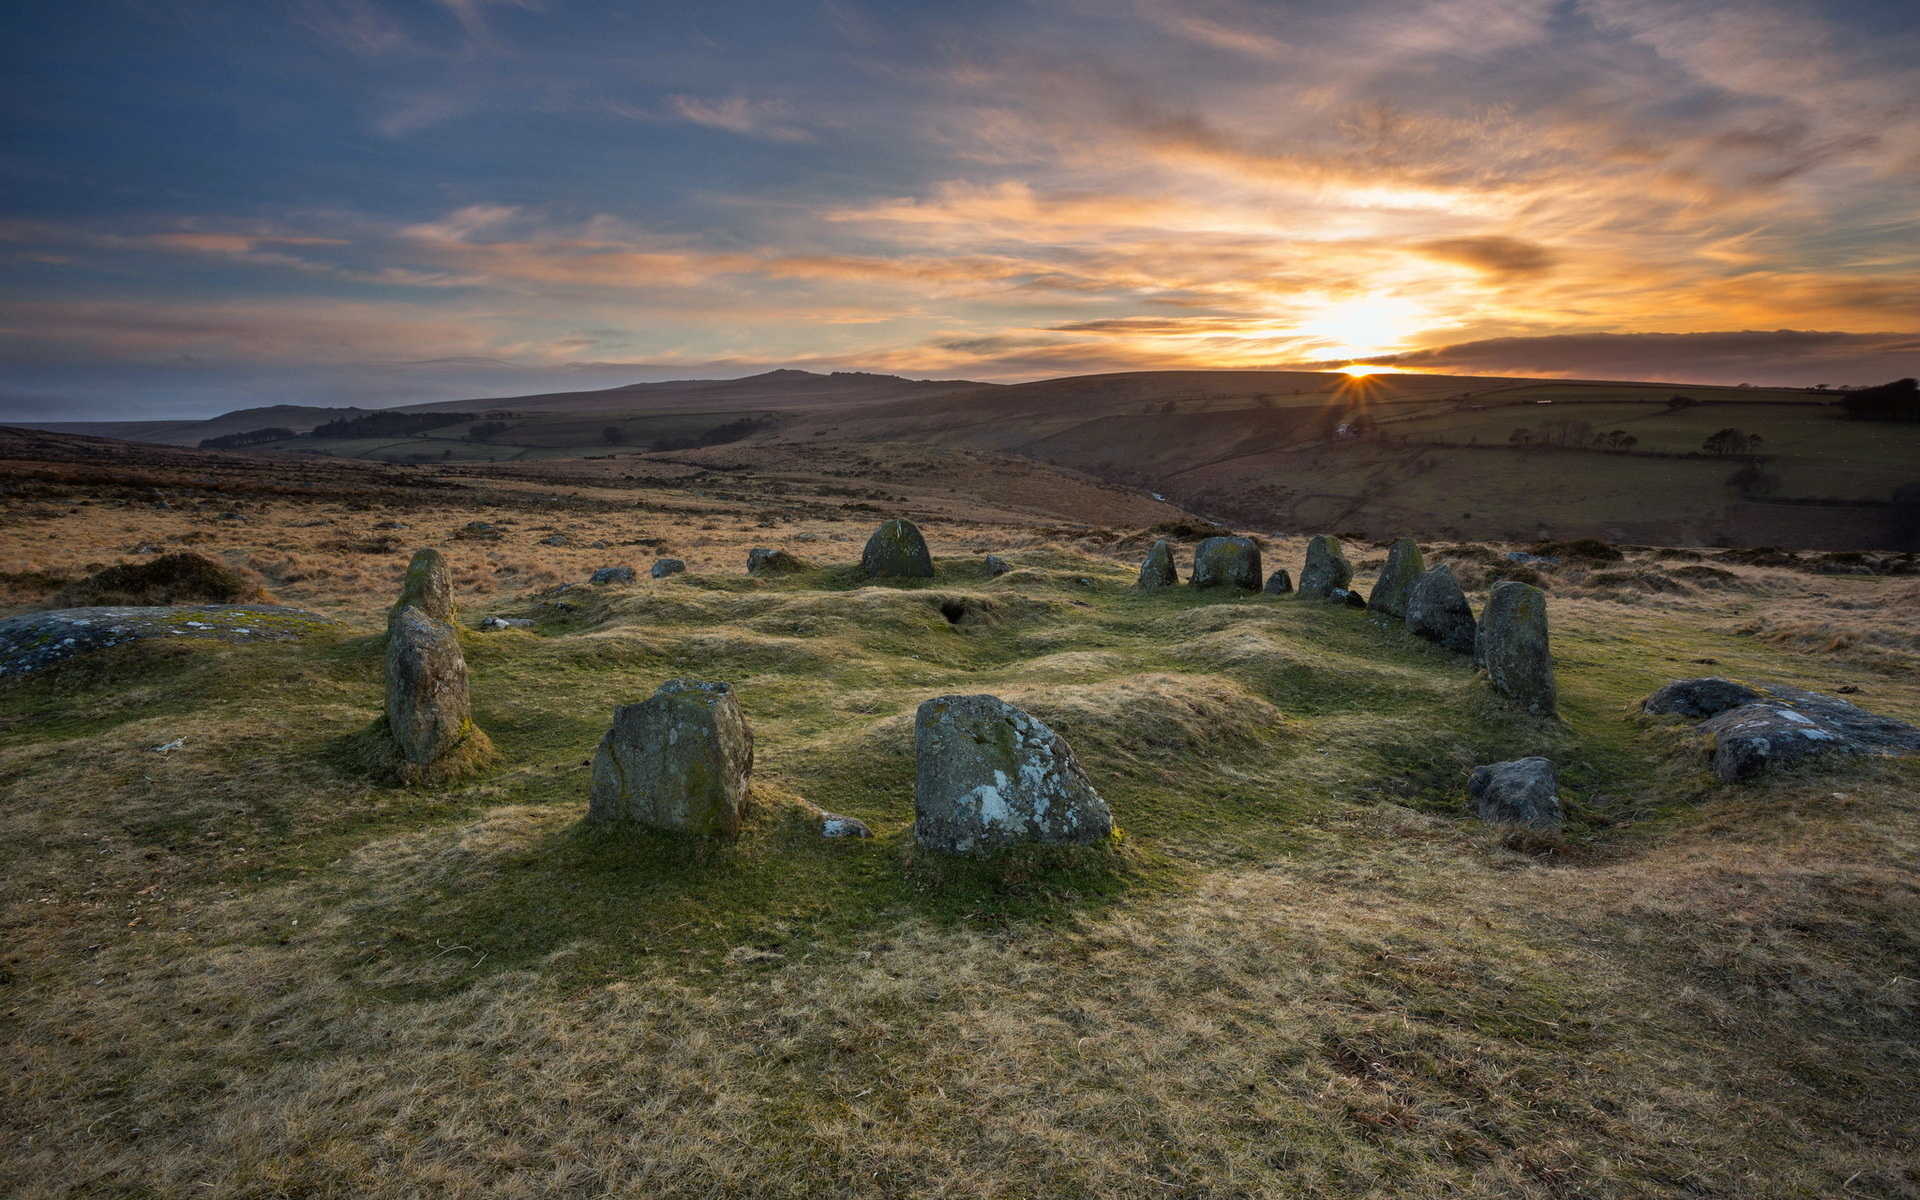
[1339,364,1379,377]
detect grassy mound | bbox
[51,551,273,607]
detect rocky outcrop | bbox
[385,605,490,783]
[1644,676,1920,780]
[1297,535,1353,601]
[747,548,811,575]
[1190,537,1262,590]
[589,566,636,585]
[1138,540,1178,590]
[1405,565,1476,654]
[1467,758,1564,829]
[1262,569,1293,595]
[1476,582,1556,716]
[913,694,1112,853]
[393,548,455,623]
[650,558,687,578]
[0,605,340,677]
[861,519,935,579]
[1368,539,1425,619]
[589,679,755,835]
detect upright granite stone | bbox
[1467,758,1564,829]
[385,604,487,782]
[1368,539,1425,619]
[1406,565,1476,654]
[1476,581,1557,716]
[861,519,935,579]
[1262,569,1293,595]
[650,558,687,578]
[393,548,454,623]
[1297,535,1353,601]
[589,679,754,836]
[747,548,810,575]
[1190,537,1262,590]
[1138,540,1178,590]
[914,694,1113,854]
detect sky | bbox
[1,0,1917,419]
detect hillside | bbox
[1,438,1917,1197]
[400,368,996,415]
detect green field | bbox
[257,409,782,464]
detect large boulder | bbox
[1297,535,1353,600]
[1368,539,1425,618]
[1190,537,1262,590]
[1643,677,1920,781]
[0,605,340,678]
[385,605,489,782]
[1405,565,1476,654]
[650,558,687,578]
[913,694,1113,854]
[589,565,636,585]
[1262,569,1294,595]
[1467,758,1564,829]
[1476,581,1557,716]
[1137,540,1178,590]
[589,679,755,835]
[861,519,935,579]
[747,548,811,576]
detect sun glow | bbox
[1289,295,1428,359]
[1340,364,1380,377]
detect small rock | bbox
[861,519,935,578]
[747,547,811,575]
[1476,582,1556,716]
[913,694,1113,853]
[1507,551,1559,567]
[985,554,1013,577]
[1367,539,1425,619]
[1405,564,1476,654]
[1333,587,1367,609]
[1298,535,1353,600]
[820,813,873,838]
[540,534,568,546]
[1137,540,1179,590]
[650,558,687,578]
[375,521,409,530]
[794,532,821,542]
[1467,758,1564,829]
[1262,569,1293,595]
[1190,536,1262,590]
[588,679,754,836]
[589,540,609,549]
[589,566,636,585]
[478,616,534,630]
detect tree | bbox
[468,420,510,442]
[602,426,624,446]
[1508,427,1533,447]
[1726,465,1778,496]
[1667,394,1697,410]
[1702,428,1760,457]
[1839,378,1920,422]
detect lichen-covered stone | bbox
[1467,758,1564,829]
[985,554,1013,577]
[1335,587,1367,609]
[1297,535,1353,600]
[1406,565,1476,654]
[1138,540,1178,590]
[650,558,687,578]
[589,566,636,585]
[1476,581,1557,716]
[913,694,1112,854]
[861,519,935,579]
[1190,537,1262,590]
[385,605,486,780]
[747,548,811,575]
[392,548,454,623]
[589,679,754,836]
[1644,676,1920,780]
[1368,539,1425,618]
[0,605,340,678]
[1642,677,1766,718]
[1262,569,1293,595]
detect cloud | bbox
[1414,236,1558,277]
[1374,329,1920,386]
[665,94,814,142]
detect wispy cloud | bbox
[664,94,815,142]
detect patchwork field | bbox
[2,433,1918,1198]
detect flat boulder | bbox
[650,558,687,578]
[1368,539,1425,618]
[861,519,935,579]
[1405,565,1476,654]
[1297,535,1353,600]
[1476,581,1556,716]
[1467,758,1564,829]
[0,605,340,678]
[1262,568,1293,595]
[747,548,811,575]
[914,694,1113,854]
[1190,536,1262,590]
[1644,677,1920,781]
[589,565,636,585]
[589,679,755,836]
[1138,540,1178,590]
[393,548,455,622]
[386,605,490,783]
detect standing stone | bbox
[1476,581,1557,716]
[861,519,935,579]
[1406,565,1476,654]
[1298,535,1354,600]
[1368,539,1425,619]
[589,679,754,836]
[385,605,486,781]
[914,694,1113,854]
[1138,540,1178,590]
[985,554,1013,577]
[589,565,635,585]
[1467,758,1564,829]
[393,548,454,623]
[747,548,810,575]
[1262,569,1293,595]
[650,558,687,578]
[1190,537,1263,589]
